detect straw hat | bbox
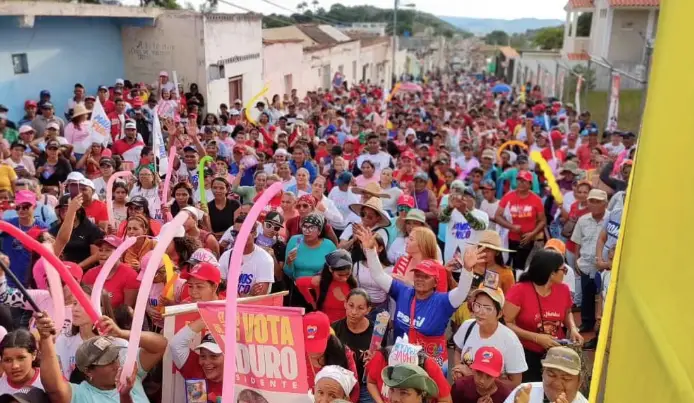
[468,230,515,253]
[71,103,90,119]
[349,197,391,228]
[352,182,390,199]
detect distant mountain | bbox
[438,17,563,35]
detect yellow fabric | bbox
[590,2,694,401]
[0,164,17,192]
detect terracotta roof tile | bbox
[567,0,594,8]
[609,0,659,6]
[499,46,520,59]
[297,24,338,45]
[567,51,590,61]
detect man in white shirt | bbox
[219,224,274,297]
[312,176,344,230]
[355,133,393,174]
[504,347,588,403]
[328,172,359,232]
[443,186,489,262]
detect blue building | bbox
[0,2,158,122]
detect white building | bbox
[122,11,263,114]
[338,22,388,37]
[263,39,305,96]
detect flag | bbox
[606,72,621,131]
[590,0,694,401]
[84,97,111,149]
[575,75,583,115]
[152,112,168,174]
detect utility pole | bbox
[638,39,654,132]
[392,0,398,85]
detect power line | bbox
[216,0,294,26]
[259,0,349,26]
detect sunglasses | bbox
[301,224,319,233]
[46,146,59,151]
[297,203,312,210]
[16,204,33,211]
[128,205,144,211]
[264,222,281,231]
[397,206,411,213]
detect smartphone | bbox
[68,183,79,199]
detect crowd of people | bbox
[0,66,633,403]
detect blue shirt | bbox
[389,280,455,339]
[602,208,623,260]
[229,163,257,187]
[0,217,49,287]
[3,204,58,226]
[283,235,336,279]
[289,160,318,183]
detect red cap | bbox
[181,262,221,285]
[550,130,564,142]
[470,346,503,378]
[517,170,533,182]
[303,312,331,354]
[96,235,123,249]
[397,194,415,208]
[412,259,443,277]
[131,97,143,108]
[63,261,84,282]
[25,100,38,108]
[26,227,46,241]
[400,150,416,160]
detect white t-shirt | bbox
[453,319,528,375]
[93,176,107,200]
[503,383,588,403]
[129,185,162,220]
[480,199,500,232]
[443,208,489,262]
[381,187,403,214]
[327,187,359,230]
[0,369,43,394]
[55,335,128,379]
[219,245,274,297]
[354,261,392,304]
[355,151,393,173]
[603,142,625,158]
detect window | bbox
[12,53,28,75]
[208,64,224,81]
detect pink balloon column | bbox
[222,182,284,402]
[106,171,133,227]
[91,237,137,317]
[40,243,65,335]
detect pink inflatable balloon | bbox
[120,212,188,384]
[0,222,99,324]
[0,326,6,343]
[40,243,64,336]
[222,181,284,402]
[160,145,177,223]
[91,236,137,317]
[106,171,133,226]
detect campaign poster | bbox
[198,303,310,403]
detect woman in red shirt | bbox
[503,250,583,382]
[559,181,591,271]
[81,235,139,308]
[296,249,357,323]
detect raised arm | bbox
[354,224,393,292]
[36,313,72,403]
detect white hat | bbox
[194,334,222,355]
[274,148,289,157]
[47,122,60,131]
[159,71,169,77]
[229,110,240,116]
[315,366,357,397]
[66,172,86,183]
[405,128,416,136]
[115,78,125,85]
[79,178,95,190]
[19,125,34,134]
[124,121,137,130]
[182,206,204,221]
[233,98,242,104]
[221,125,233,133]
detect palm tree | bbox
[297,1,307,12]
[312,0,319,11]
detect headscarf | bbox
[298,194,317,209]
[314,365,357,398]
[301,213,325,231]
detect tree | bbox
[312,0,319,11]
[484,30,509,46]
[533,26,564,50]
[576,12,592,37]
[297,1,308,12]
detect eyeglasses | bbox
[301,224,319,233]
[297,203,311,210]
[46,146,59,151]
[397,206,411,213]
[472,302,496,314]
[128,205,144,211]
[264,222,281,231]
[16,204,33,211]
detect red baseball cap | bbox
[397,194,415,208]
[470,346,503,378]
[550,130,564,142]
[517,170,533,182]
[303,311,331,354]
[63,261,84,283]
[411,259,443,277]
[400,150,416,160]
[181,262,221,285]
[25,100,38,108]
[96,235,123,249]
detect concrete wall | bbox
[203,15,262,111]
[608,9,648,65]
[359,41,390,85]
[122,13,206,94]
[0,16,125,121]
[263,26,314,47]
[263,42,305,97]
[302,41,360,91]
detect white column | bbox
[564,11,572,52]
[602,8,614,59]
[645,9,656,40]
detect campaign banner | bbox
[607,72,621,131]
[152,112,167,174]
[161,293,290,403]
[85,97,111,148]
[198,304,310,403]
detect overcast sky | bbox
[130,0,566,20]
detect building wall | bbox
[0,16,125,121]
[263,42,305,97]
[302,41,360,91]
[122,13,206,95]
[203,15,262,112]
[608,9,648,64]
[360,41,390,85]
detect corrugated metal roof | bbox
[609,0,659,6]
[296,24,339,45]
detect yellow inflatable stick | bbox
[530,151,563,205]
[386,82,402,102]
[161,254,177,302]
[244,84,271,126]
[497,140,528,163]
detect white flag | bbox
[83,97,111,149]
[607,72,621,131]
[152,112,168,174]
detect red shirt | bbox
[506,118,521,133]
[393,169,414,188]
[576,144,597,170]
[178,353,223,402]
[102,99,116,115]
[366,351,450,402]
[506,282,573,353]
[499,191,544,241]
[565,202,589,253]
[541,147,566,163]
[108,112,126,141]
[82,263,140,307]
[83,200,108,225]
[452,376,512,403]
[113,138,146,157]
